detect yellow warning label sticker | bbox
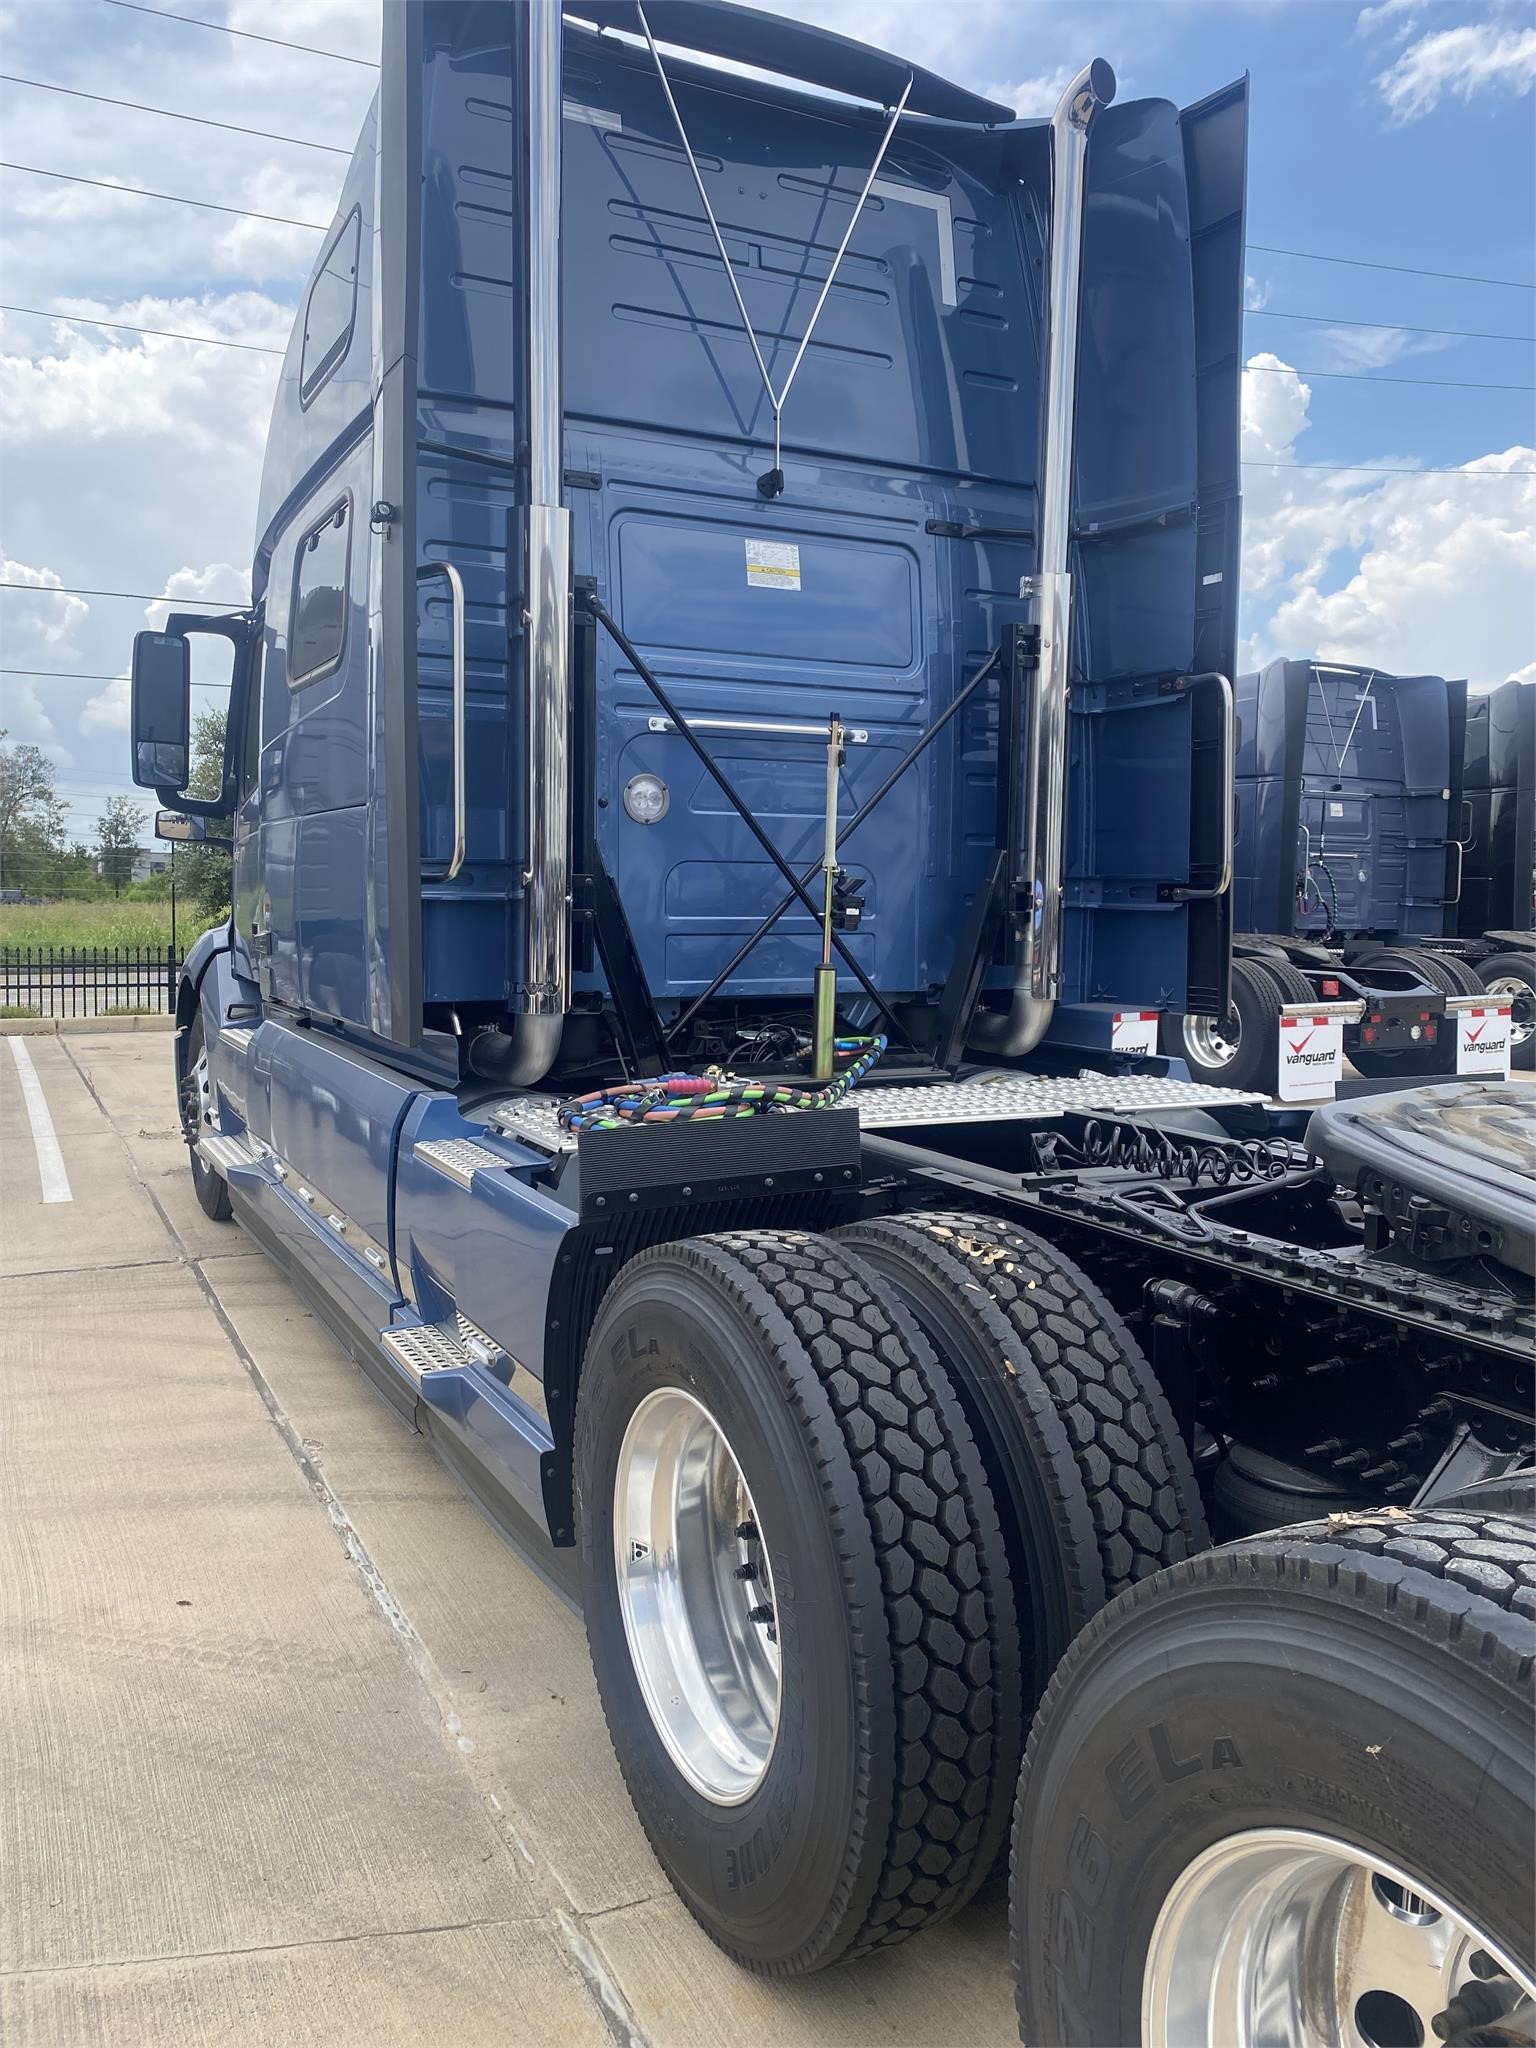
[745,539,801,591]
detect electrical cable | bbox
[0,161,327,231]
[1249,243,1535,291]
[0,580,246,605]
[100,0,377,68]
[0,72,349,154]
[1248,308,1534,345]
[1244,362,1534,392]
[557,1035,888,1130]
[1,302,285,353]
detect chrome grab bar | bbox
[417,561,466,881]
[1165,671,1234,902]
[646,715,868,744]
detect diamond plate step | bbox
[414,1137,511,1189]
[197,1128,260,1176]
[483,1071,1263,1155]
[380,1311,502,1382]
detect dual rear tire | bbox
[574,1216,1209,1973]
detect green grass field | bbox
[0,901,179,953]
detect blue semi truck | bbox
[1164,657,1511,1088]
[132,5,1533,2037]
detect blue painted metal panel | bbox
[264,1025,417,1255]
[395,1093,574,1383]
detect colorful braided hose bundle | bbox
[556,1036,888,1132]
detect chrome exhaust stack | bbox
[473,1,568,1087]
[971,58,1114,1059]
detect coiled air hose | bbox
[557,1035,887,1132]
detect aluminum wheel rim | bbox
[1183,1007,1241,1068]
[184,1042,212,1140]
[1483,974,1536,1048]
[1143,1827,1536,2047]
[613,1387,780,1805]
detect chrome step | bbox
[414,1137,511,1189]
[381,1311,503,1382]
[197,1128,261,1176]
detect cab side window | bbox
[288,500,350,690]
[300,207,360,406]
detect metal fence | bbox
[0,946,181,1019]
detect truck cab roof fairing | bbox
[569,0,1014,127]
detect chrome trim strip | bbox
[646,715,868,744]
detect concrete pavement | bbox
[0,1032,1017,2048]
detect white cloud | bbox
[1376,20,1536,121]
[982,69,1077,118]
[79,676,129,737]
[1240,355,1536,686]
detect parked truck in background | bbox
[1458,676,1535,1066]
[1162,657,1512,1088]
[130,4,1533,2040]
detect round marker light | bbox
[623,772,669,825]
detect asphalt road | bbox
[0,1032,1016,2048]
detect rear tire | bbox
[1010,1508,1536,2046]
[1478,952,1536,1069]
[1161,957,1285,1090]
[182,1014,232,1222]
[574,1229,1022,1974]
[1350,946,1464,1075]
[838,1212,1208,1704]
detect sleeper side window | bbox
[299,207,361,406]
[288,500,351,690]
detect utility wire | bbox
[1,302,285,354]
[1250,242,1534,291]
[0,72,349,154]
[1243,459,1535,478]
[1,668,126,681]
[1244,362,1535,392]
[1249,308,1535,346]
[0,161,327,232]
[0,581,247,605]
[101,0,377,68]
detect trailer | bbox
[1160,657,1511,1090]
[131,4,1532,2039]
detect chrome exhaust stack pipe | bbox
[971,58,1114,1059]
[475,0,568,1088]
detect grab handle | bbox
[418,562,466,881]
[1163,671,1234,903]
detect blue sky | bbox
[1,0,1532,843]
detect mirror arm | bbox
[162,606,260,816]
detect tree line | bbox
[0,712,232,924]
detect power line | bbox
[1,668,125,681]
[1243,459,1535,478]
[101,0,377,69]
[0,581,246,605]
[1250,242,1534,291]
[0,161,327,232]
[0,72,349,155]
[1249,308,1535,346]
[1,302,285,354]
[1244,362,1535,393]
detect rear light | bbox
[1362,1025,1376,1043]
[1419,1011,1431,1022]
[1321,978,1340,997]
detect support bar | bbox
[583,592,917,1051]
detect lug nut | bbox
[1386,1429,1425,1454]
[1306,1438,1343,1459]
[1334,1449,1370,1471]
[733,1563,758,1582]
[1360,1460,1403,1484]
[748,1604,774,1626]
[735,1520,758,1540]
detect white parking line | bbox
[6,1038,73,1203]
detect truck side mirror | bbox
[155,809,233,853]
[131,630,192,791]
